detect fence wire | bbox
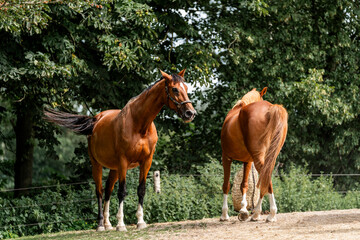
[1,173,359,193]
[0,173,359,231]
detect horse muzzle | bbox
[182,109,196,123]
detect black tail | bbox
[44,109,96,135]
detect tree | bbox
[0,0,159,195]
[190,0,360,184]
[0,0,218,193]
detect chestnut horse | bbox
[44,69,196,231]
[220,88,288,222]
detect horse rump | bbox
[258,104,288,194]
[44,108,96,135]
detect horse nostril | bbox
[185,110,195,119]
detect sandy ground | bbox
[143,209,360,240]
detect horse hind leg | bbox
[103,170,118,230]
[220,154,232,221]
[238,161,252,221]
[266,181,277,222]
[250,155,265,222]
[89,154,105,231]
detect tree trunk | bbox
[14,106,35,197]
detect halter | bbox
[164,79,192,108]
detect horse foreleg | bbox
[220,155,232,221]
[238,161,252,221]
[103,170,118,230]
[116,164,127,232]
[266,181,277,222]
[136,159,152,230]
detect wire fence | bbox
[1,172,359,231]
[1,173,359,193]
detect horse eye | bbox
[172,88,179,94]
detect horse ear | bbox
[160,70,172,80]
[178,68,186,78]
[260,87,268,97]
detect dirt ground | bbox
[21,209,360,240]
[143,209,360,240]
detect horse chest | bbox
[127,136,156,162]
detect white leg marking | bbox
[220,194,230,221]
[238,193,249,221]
[251,197,263,221]
[240,193,247,211]
[103,200,113,230]
[266,193,278,222]
[136,204,147,229]
[116,201,127,231]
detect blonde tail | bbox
[257,104,288,195]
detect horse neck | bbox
[129,79,166,134]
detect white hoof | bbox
[116,225,127,232]
[96,226,105,231]
[266,215,277,222]
[137,222,147,230]
[238,210,249,221]
[220,214,230,221]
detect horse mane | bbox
[232,88,261,109]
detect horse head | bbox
[160,69,196,123]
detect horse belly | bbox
[90,112,122,170]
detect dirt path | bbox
[21,209,360,240]
[143,209,360,240]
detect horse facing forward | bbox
[220,88,288,222]
[45,69,196,231]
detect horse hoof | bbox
[96,226,105,232]
[266,216,277,223]
[238,210,249,221]
[105,224,114,230]
[116,226,127,232]
[220,214,230,221]
[137,222,147,230]
[250,216,261,221]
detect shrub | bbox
[0,162,359,239]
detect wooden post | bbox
[153,171,160,193]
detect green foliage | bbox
[1,163,360,239]
[270,164,360,212]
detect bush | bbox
[0,162,359,239]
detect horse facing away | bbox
[220,87,288,222]
[44,69,196,231]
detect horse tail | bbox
[258,104,288,195]
[44,109,96,135]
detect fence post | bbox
[153,171,160,193]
